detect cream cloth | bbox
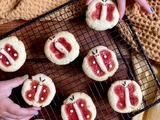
[0,0,70,24]
[117,0,160,63]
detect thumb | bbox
[117,0,126,20]
[86,0,92,5]
[0,74,29,89]
[135,0,154,13]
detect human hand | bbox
[0,75,41,120]
[86,0,154,19]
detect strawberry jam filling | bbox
[88,56,105,76]
[65,99,92,120]
[50,37,72,59]
[0,44,18,66]
[25,80,50,103]
[91,2,115,21]
[88,49,115,77]
[114,83,138,110]
[100,50,115,72]
[0,53,11,66]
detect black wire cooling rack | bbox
[0,0,160,120]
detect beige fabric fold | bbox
[117,0,160,63]
[0,0,70,24]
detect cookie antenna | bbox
[39,77,42,82]
[70,95,74,101]
[39,76,46,82]
[49,37,53,41]
[102,0,107,2]
[122,81,126,86]
[96,49,98,53]
[92,51,95,55]
[42,79,46,82]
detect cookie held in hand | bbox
[21,73,56,107]
[108,80,142,113]
[61,92,97,120]
[44,31,80,65]
[0,36,26,72]
[82,45,119,81]
[86,0,119,31]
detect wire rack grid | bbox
[0,0,160,120]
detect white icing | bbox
[0,55,2,59]
[28,94,32,97]
[94,54,108,73]
[7,48,11,51]
[81,104,84,107]
[100,5,107,21]
[73,102,84,120]
[96,70,100,74]
[34,82,43,102]
[104,55,107,58]
[92,61,96,64]
[43,89,46,92]
[55,42,68,55]
[33,86,37,89]
[70,109,74,113]
[86,115,90,119]
[125,87,133,109]
[0,48,15,65]
[41,97,44,101]
[14,53,17,57]
[6,61,9,65]
[109,64,112,68]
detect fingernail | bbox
[34,112,39,116]
[22,74,29,79]
[150,7,154,13]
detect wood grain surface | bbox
[0,18,159,120]
[0,18,123,120]
[0,20,27,36]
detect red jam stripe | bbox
[4,44,18,60]
[38,84,50,103]
[0,44,18,67]
[91,2,115,21]
[88,49,115,77]
[100,50,115,72]
[50,37,72,59]
[127,83,138,106]
[65,103,79,120]
[88,56,105,77]
[114,83,139,110]
[25,80,49,103]
[114,85,126,110]
[65,99,92,120]
[106,4,115,21]
[0,53,11,66]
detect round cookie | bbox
[86,0,119,31]
[82,45,119,81]
[44,31,80,65]
[21,73,56,107]
[0,36,26,72]
[61,92,97,120]
[108,80,142,113]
